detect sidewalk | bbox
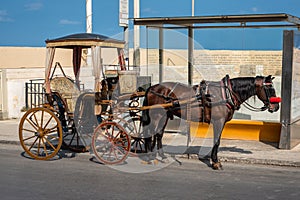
[0,118,19,145]
[1,118,300,167]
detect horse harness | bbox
[147,75,241,122]
[195,75,240,110]
[220,75,240,110]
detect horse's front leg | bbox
[144,136,152,153]
[211,119,225,170]
[156,116,169,160]
[143,136,156,162]
[156,133,167,159]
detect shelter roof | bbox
[133,13,300,29]
[45,33,125,48]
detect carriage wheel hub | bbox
[37,129,46,138]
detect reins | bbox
[238,96,267,112]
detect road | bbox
[1,143,300,200]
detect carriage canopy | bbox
[44,33,126,93]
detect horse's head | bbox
[255,75,281,113]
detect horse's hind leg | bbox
[156,117,169,159]
[151,135,156,151]
[142,137,156,162]
[144,137,152,153]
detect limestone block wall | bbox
[138,49,282,82]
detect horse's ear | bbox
[266,75,274,81]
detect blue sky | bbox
[0,0,300,49]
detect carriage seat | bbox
[50,76,81,113]
[46,92,70,113]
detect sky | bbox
[1,0,300,50]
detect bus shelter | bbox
[133,13,300,149]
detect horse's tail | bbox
[142,88,151,127]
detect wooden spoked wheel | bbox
[19,107,63,160]
[122,116,146,154]
[104,115,146,155]
[92,121,130,165]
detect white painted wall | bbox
[4,67,96,119]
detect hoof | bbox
[140,160,152,165]
[153,159,159,165]
[212,162,223,170]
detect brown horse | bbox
[141,75,280,170]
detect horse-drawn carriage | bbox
[18,33,150,164]
[19,33,281,169]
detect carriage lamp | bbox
[269,97,281,103]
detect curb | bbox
[220,156,300,168]
[178,153,300,168]
[0,140,20,145]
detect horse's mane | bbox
[230,77,257,101]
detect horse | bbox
[141,75,281,170]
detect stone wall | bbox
[143,49,282,77]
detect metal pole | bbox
[124,27,129,68]
[86,0,92,68]
[188,27,194,85]
[187,0,195,154]
[192,0,194,16]
[159,28,164,83]
[119,0,129,67]
[133,0,140,67]
[25,82,28,109]
[189,0,194,85]
[86,0,92,33]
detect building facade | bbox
[0,47,282,119]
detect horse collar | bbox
[221,75,239,110]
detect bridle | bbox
[258,78,275,111]
[228,76,280,112]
